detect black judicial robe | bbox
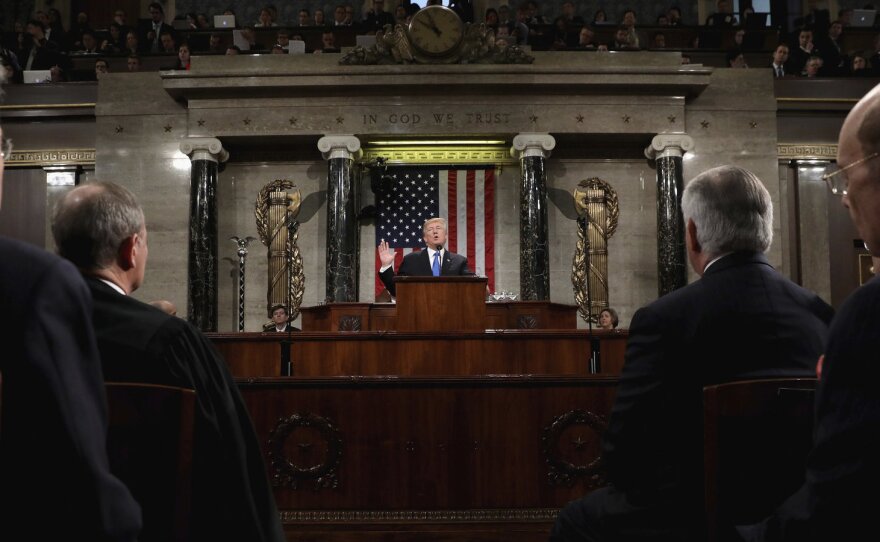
[0,238,142,541]
[85,278,285,542]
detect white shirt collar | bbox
[98,278,126,295]
[703,252,732,273]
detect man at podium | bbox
[377,217,473,297]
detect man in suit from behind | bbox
[737,83,880,542]
[550,165,833,542]
[51,181,285,542]
[377,217,472,297]
[0,111,142,539]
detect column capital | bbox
[511,133,556,159]
[645,133,694,160]
[179,137,229,163]
[318,135,362,160]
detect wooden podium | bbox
[394,276,488,332]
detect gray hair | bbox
[680,165,773,257]
[52,182,145,270]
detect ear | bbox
[118,234,138,270]
[685,218,701,254]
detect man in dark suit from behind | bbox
[377,217,473,297]
[51,182,285,542]
[0,117,142,539]
[737,83,880,542]
[550,165,833,542]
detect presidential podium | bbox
[394,276,487,332]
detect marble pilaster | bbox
[318,135,361,302]
[179,137,229,331]
[645,133,694,296]
[512,133,555,301]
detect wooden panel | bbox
[395,277,488,332]
[238,375,617,540]
[209,330,629,378]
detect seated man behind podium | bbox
[550,165,833,542]
[377,217,473,297]
[51,182,285,542]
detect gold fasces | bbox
[255,180,305,322]
[571,178,619,324]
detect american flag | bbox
[375,166,496,296]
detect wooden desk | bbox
[301,300,578,331]
[238,375,617,542]
[209,329,628,378]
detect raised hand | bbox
[377,239,395,267]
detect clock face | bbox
[407,5,464,56]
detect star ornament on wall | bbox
[575,114,584,123]
[529,115,538,123]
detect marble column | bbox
[644,133,694,297]
[317,135,362,303]
[512,133,556,301]
[179,137,229,332]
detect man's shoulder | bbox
[0,237,82,289]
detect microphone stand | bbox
[279,209,297,377]
[582,216,600,374]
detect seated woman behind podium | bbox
[598,307,619,329]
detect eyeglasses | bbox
[822,152,880,196]
[0,138,12,161]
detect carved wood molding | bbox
[269,412,343,490]
[338,316,362,331]
[542,409,608,488]
[280,508,560,522]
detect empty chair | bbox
[703,377,817,542]
[105,382,196,542]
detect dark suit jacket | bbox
[85,278,285,542]
[378,248,472,296]
[136,20,175,53]
[602,252,832,531]
[739,276,880,541]
[0,238,142,540]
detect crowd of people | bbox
[3,2,880,82]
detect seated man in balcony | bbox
[550,165,833,542]
[377,217,473,297]
[51,182,285,542]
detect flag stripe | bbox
[466,170,477,269]
[474,170,485,278]
[447,170,458,253]
[484,169,496,293]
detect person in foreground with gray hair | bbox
[550,165,833,542]
[52,181,285,542]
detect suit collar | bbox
[703,251,771,276]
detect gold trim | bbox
[280,508,559,522]
[777,144,837,160]
[362,145,513,165]
[0,103,96,110]
[6,149,96,168]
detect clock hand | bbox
[415,18,441,36]
[424,10,442,35]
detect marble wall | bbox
[93,53,796,332]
